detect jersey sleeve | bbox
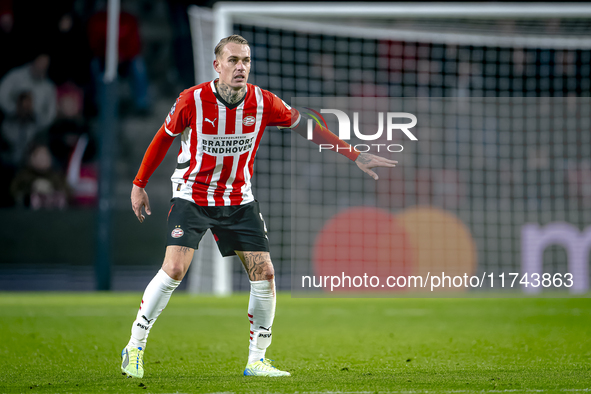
[266,92,301,129]
[133,125,175,188]
[163,90,193,136]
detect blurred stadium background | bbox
[1,0,590,295]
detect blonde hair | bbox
[214,34,249,58]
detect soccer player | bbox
[120,34,397,378]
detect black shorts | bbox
[166,198,269,257]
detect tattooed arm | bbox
[355,153,398,181]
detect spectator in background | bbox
[48,83,91,171]
[48,82,98,207]
[0,90,38,168]
[0,89,39,207]
[88,8,151,115]
[0,53,57,129]
[11,143,69,209]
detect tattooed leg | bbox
[236,251,275,282]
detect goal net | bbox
[188,3,591,295]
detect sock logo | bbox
[258,333,272,338]
[141,315,154,324]
[259,325,271,331]
[136,323,149,330]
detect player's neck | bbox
[216,80,246,105]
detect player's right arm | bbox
[131,125,174,222]
[131,92,191,223]
[131,183,152,223]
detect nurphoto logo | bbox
[305,108,418,153]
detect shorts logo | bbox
[243,116,256,126]
[171,227,184,238]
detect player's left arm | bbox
[289,110,397,180]
[352,151,397,181]
[267,95,397,180]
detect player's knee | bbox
[162,261,186,281]
[162,246,193,280]
[264,262,274,281]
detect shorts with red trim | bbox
[166,197,270,257]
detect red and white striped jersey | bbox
[164,79,296,206]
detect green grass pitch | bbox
[0,293,589,393]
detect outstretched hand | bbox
[355,153,398,180]
[131,184,151,223]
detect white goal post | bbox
[211,2,591,47]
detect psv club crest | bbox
[243,116,256,126]
[171,227,184,238]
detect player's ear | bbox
[213,58,221,72]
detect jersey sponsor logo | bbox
[171,227,184,238]
[204,117,216,127]
[243,115,256,126]
[200,133,256,156]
